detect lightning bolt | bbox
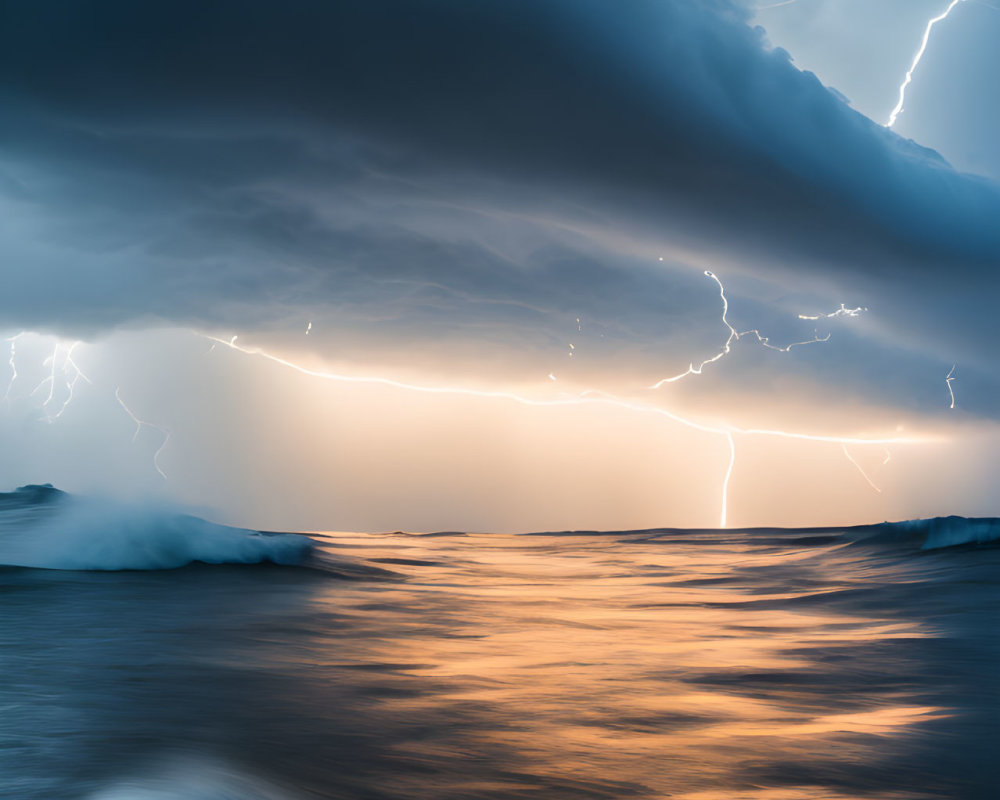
[4,331,172,475]
[26,341,92,422]
[945,365,957,409]
[3,333,22,402]
[650,271,862,388]
[721,433,736,526]
[651,271,738,387]
[115,387,171,480]
[49,342,92,420]
[30,343,60,407]
[798,304,867,321]
[887,0,964,128]
[842,444,883,494]
[203,332,930,528]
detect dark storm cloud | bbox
[1,0,998,412]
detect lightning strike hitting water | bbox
[203,332,930,527]
[946,365,957,409]
[115,387,171,480]
[886,0,964,128]
[721,433,736,527]
[650,271,860,389]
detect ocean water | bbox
[1,486,999,799]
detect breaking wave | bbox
[868,515,1000,551]
[87,756,299,800]
[0,484,313,571]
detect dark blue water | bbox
[1,487,999,799]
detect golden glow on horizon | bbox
[841,443,883,494]
[0,315,957,530]
[202,329,935,528]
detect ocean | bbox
[1,485,998,799]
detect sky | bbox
[1,0,999,532]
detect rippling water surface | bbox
[3,520,999,799]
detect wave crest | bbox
[0,485,313,571]
[854,515,1000,551]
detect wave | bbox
[87,756,299,800]
[0,485,314,571]
[864,515,1000,551]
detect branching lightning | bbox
[52,343,92,420]
[115,387,171,480]
[0,259,942,527]
[1,332,169,478]
[721,433,736,525]
[651,271,737,387]
[887,0,964,128]
[28,341,92,422]
[650,271,862,389]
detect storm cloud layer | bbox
[1,0,998,416]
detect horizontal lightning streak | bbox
[798,304,866,321]
[203,332,931,526]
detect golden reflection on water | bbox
[307,531,945,799]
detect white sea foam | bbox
[0,486,313,571]
[88,756,299,800]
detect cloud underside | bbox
[0,0,997,416]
